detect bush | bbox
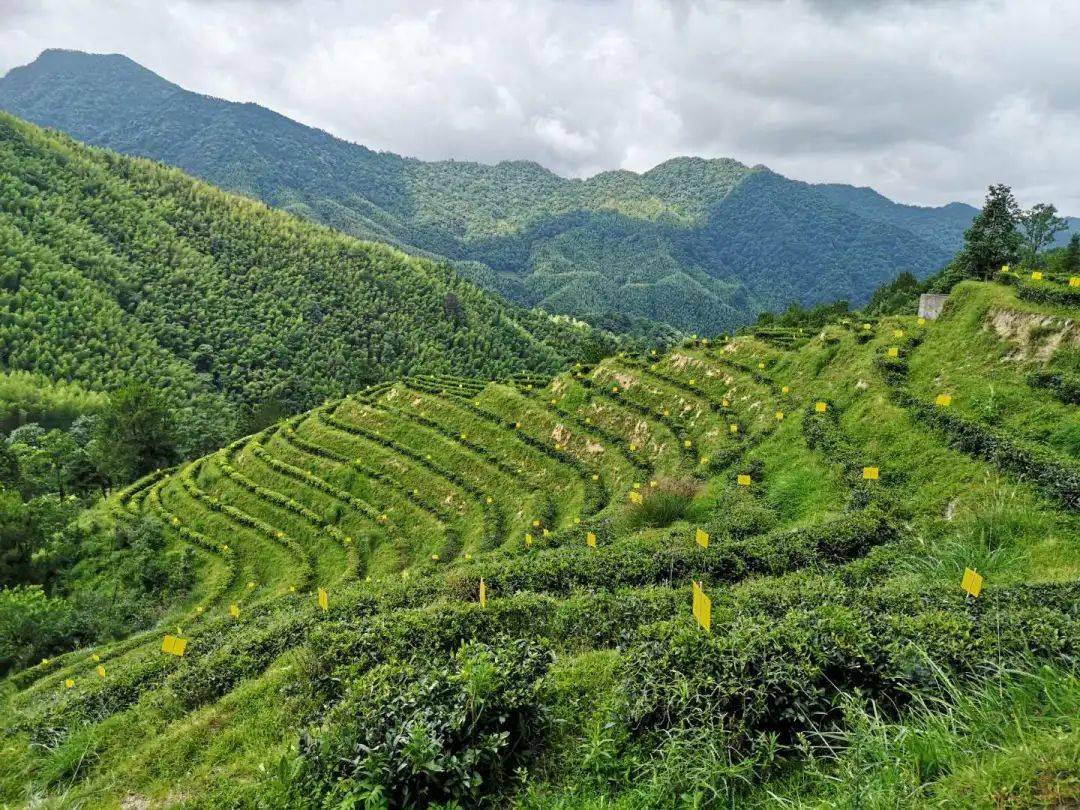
[0,585,81,675]
[625,479,699,529]
[304,636,553,807]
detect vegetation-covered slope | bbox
[0,112,602,426]
[0,48,1001,332]
[2,279,1076,807]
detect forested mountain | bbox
[0,112,601,432]
[0,48,1035,333]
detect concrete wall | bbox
[918,293,949,320]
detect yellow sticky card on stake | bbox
[97,665,106,679]
[587,531,597,548]
[161,635,187,657]
[862,323,872,331]
[1069,277,1080,287]
[692,581,711,632]
[961,567,983,598]
[629,443,637,451]
[729,424,739,434]
[65,679,74,689]
[775,411,784,421]
[935,394,952,407]
[629,491,643,505]
[782,386,791,394]
[1031,271,1043,281]
[758,362,765,369]
[532,519,541,528]
[479,578,487,607]
[525,532,534,547]
[918,317,926,326]
[863,466,880,480]
[737,474,752,487]
[695,528,709,549]
[318,587,329,612]
[893,329,904,338]
[815,402,828,413]
[721,399,730,407]
[887,347,899,358]
[684,439,692,449]
[229,604,240,619]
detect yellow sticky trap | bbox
[612,386,619,393]
[247,581,256,590]
[721,399,730,407]
[318,588,329,612]
[684,439,692,449]
[92,653,100,662]
[1031,271,1043,281]
[591,473,599,481]
[689,378,696,386]
[887,347,899,358]
[695,528,709,549]
[699,456,709,465]
[515,421,522,429]
[663,409,671,416]
[289,585,296,593]
[961,567,984,598]
[65,679,74,689]
[729,424,739,434]
[629,491,643,505]
[1070,277,1080,287]
[460,433,467,440]
[465,553,473,560]
[737,474,752,487]
[525,532,534,547]
[893,329,904,338]
[479,578,487,607]
[775,411,784,421]
[542,528,550,537]
[692,581,711,632]
[633,482,642,490]
[532,519,541,528]
[96,665,106,679]
[161,635,187,657]
[629,443,637,451]
[486,496,493,504]
[862,466,880,480]
[587,531,597,548]
[918,317,926,326]
[229,604,240,619]
[574,516,581,524]
[815,402,828,413]
[935,394,952,407]
[781,385,791,394]
[862,323,872,331]
[758,362,765,369]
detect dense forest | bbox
[8,49,1067,333]
[0,112,610,425]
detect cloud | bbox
[1,0,1078,210]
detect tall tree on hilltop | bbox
[961,184,1021,279]
[1018,203,1068,269]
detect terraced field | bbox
[2,281,1078,808]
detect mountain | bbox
[0,49,1010,333]
[2,277,1077,805]
[0,111,602,428]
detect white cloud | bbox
[1,0,1078,210]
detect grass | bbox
[1,282,1077,807]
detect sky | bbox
[2,0,1079,211]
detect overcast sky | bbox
[2,0,1079,210]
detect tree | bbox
[1061,232,1080,274]
[961,184,1021,279]
[1017,203,1067,269]
[91,384,179,484]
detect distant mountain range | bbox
[2,49,1073,332]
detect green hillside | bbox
[0,49,989,333]
[0,112,604,429]
[2,279,1076,807]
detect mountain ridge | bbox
[3,48,1070,333]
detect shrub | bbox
[625,479,700,529]
[304,636,553,807]
[0,585,81,676]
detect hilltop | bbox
[0,111,608,439]
[2,276,1076,806]
[0,49,1041,333]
